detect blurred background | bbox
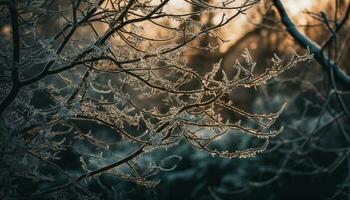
[1,0,350,199]
[109,1,350,199]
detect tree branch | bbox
[34,145,145,196]
[0,1,20,114]
[321,1,350,50]
[273,0,350,88]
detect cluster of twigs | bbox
[0,0,312,199]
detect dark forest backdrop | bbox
[0,0,349,199]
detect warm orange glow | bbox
[164,0,191,14]
[93,0,332,54]
[0,24,11,38]
[283,0,313,16]
[216,0,333,53]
